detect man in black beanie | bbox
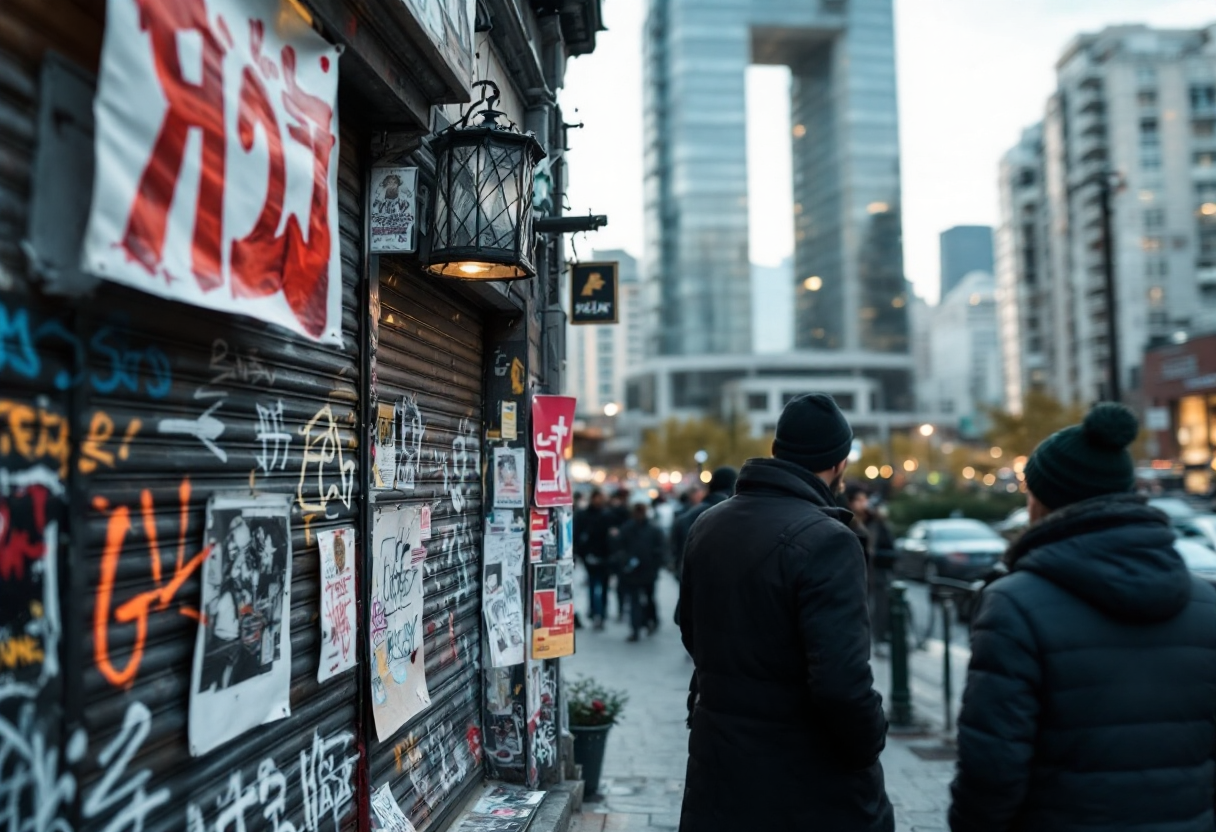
[678,393,893,832]
[950,403,1216,832]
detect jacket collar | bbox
[736,458,853,522]
[1005,493,1168,567]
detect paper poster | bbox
[532,396,575,507]
[421,505,432,540]
[190,493,293,756]
[375,403,397,489]
[317,527,357,682]
[483,532,525,667]
[453,785,544,832]
[371,783,418,832]
[529,508,549,563]
[369,167,418,253]
[395,397,424,491]
[501,402,518,441]
[85,0,343,344]
[559,507,574,561]
[531,570,575,660]
[370,505,431,741]
[494,447,526,509]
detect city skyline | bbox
[560,0,1216,305]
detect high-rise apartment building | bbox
[919,272,1003,437]
[637,0,913,423]
[565,250,644,415]
[999,24,1216,406]
[940,226,994,300]
[996,125,1053,413]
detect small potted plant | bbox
[566,676,628,798]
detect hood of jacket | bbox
[1006,494,1189,623]
[735,458,854,525]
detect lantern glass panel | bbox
[427,127,542,280]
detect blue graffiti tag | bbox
[0,299,172,398]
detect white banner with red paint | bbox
[531,395,575,508]
[85,0,344,345]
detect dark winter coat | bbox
[614,518,665,588]
[950,494,1216,832]
[679,458,893,832]
[574,506,615,574]
[672,489,731,577]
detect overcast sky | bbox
[558,0,1215,304]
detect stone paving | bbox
[563,570,960,832]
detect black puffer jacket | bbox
[950,494,1216,832]
[679,458,892,832]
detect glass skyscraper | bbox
[644,0,910,404]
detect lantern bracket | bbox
[534,214,608,234]
[455,80,514,131]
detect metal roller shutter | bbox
[0,15,367,819]
[71,120,366,832]
[369,261,485,831]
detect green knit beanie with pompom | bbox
[1023,402,1139,510]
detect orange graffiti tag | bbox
[94,478,209,688]
[80,411,143,474]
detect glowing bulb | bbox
[918,424,934,437]
[458,262,490,275]
[865,466,880,479]
[700,471,712,483]
[670,471,683,484]
[803,276,823,292]
[880,465,894,478]
[603,403,620,417]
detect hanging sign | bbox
[190,492,293,756]
[85,0,344,345]
[569,262,619,325]
[532,395,575,507]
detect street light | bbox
[603,402,620,417]
[918,424,935,437]
[694,449,709,481]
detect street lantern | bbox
[426,81,546,280]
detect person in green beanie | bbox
[950,403,1216,832]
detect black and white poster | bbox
[189,492,293,756]
[493,446,526,509]
[369,166,419,253]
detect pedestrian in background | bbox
[843,484,896,646]
[679,393,892,832]
[574,489,614,630]
[615,497,666,642]
[950,403,1216,832]
[671,467,737,625]
[608,488,631,621]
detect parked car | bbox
[993,507,1030,541]
[895,519,1008,582]
[1149,497,1198,520]
[1176,538,1216,586]
[1174,514,1216,551]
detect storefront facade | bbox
[1,0,596,829]
[1143,332,1216,494]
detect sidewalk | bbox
[563,570,961,832]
